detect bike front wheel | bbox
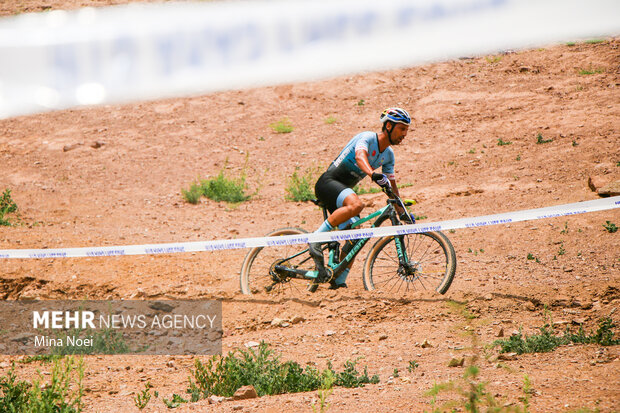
[240,227,319,297]
[363,231,456,295]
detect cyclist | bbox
[310,107,413,289]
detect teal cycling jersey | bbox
[329,131,395,187]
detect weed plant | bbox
[1,188,18,226]
[269,118,294,133]
[427,301,531,413]
[497,138,512,146]
[494,316,619,354]
[535,133,553,144]
[134,382,158,410]
[603,221,617,233]
[285,167,317,202]
[0,357,84,412]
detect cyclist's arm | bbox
[354,149,375,177]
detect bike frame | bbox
[274,192,414,282]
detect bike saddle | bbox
[310,199,325,208]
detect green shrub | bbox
[494,317,619,355]
[0,188,18,226]
[182,182,203,204]
[185,342,378,404]
[497,138,512,146]
[324,116,337,124]
[285,167,316,202]
[0,357,84,412]
[200,170,249,203]
[269,118,294,133]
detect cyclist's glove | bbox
[371,172,391,189]
[399,211,415,224]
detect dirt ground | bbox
[1,3,619,412]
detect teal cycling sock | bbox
[315,219,333,233]
[334,268,350,285]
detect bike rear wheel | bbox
[240,227,319,296]
[363,231,456,295]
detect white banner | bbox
[0,0,619,118]
[1,197,618,259]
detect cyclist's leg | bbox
[310,176,363,281]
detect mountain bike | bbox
[239,188,456,298]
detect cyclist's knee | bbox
[349,199,363,216]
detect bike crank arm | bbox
[273,265,319,280]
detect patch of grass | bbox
[603,221,617,233]
[578,67,604,76]
[414,214,427,221]
[572,140,579,146]
[566,41,576,46]
[19,354,62,364]
[485,55,502,64]
[324,116,337,124]
[0,188,18,226]
[269,117,294,133]
[311,370,335,413]
[516,154,521,161]
[497,138,512,146]
[285,167,317,202]
[494,316,619,355]
[535,133,553,144]
[182,182,203,204]
[185,342,378,404]
[468,148,476,154]
[357,99,365,106]
[0,357,84,412]
[584,39,605,44]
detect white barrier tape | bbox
[1,0,619,119]
[1,197,618,259]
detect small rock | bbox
[63,142,83,152]
[572,317,587,325]
[378,334,388,341]
[421,339,433,348]
[498,352,518,361]
[588,176,609,192]
[598,180,620,197]
[519,66,530,72]
[271,318,288,327]
[484,293,493,301]
[244,341,260,348]
[90,141,106,149]
[290,315,305,324]
[496,328,505,338]
[325,330,336,336]
[233,385,258,400]
[233,406,243,411]
[448,358,465,367]
[208,395,226,403]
